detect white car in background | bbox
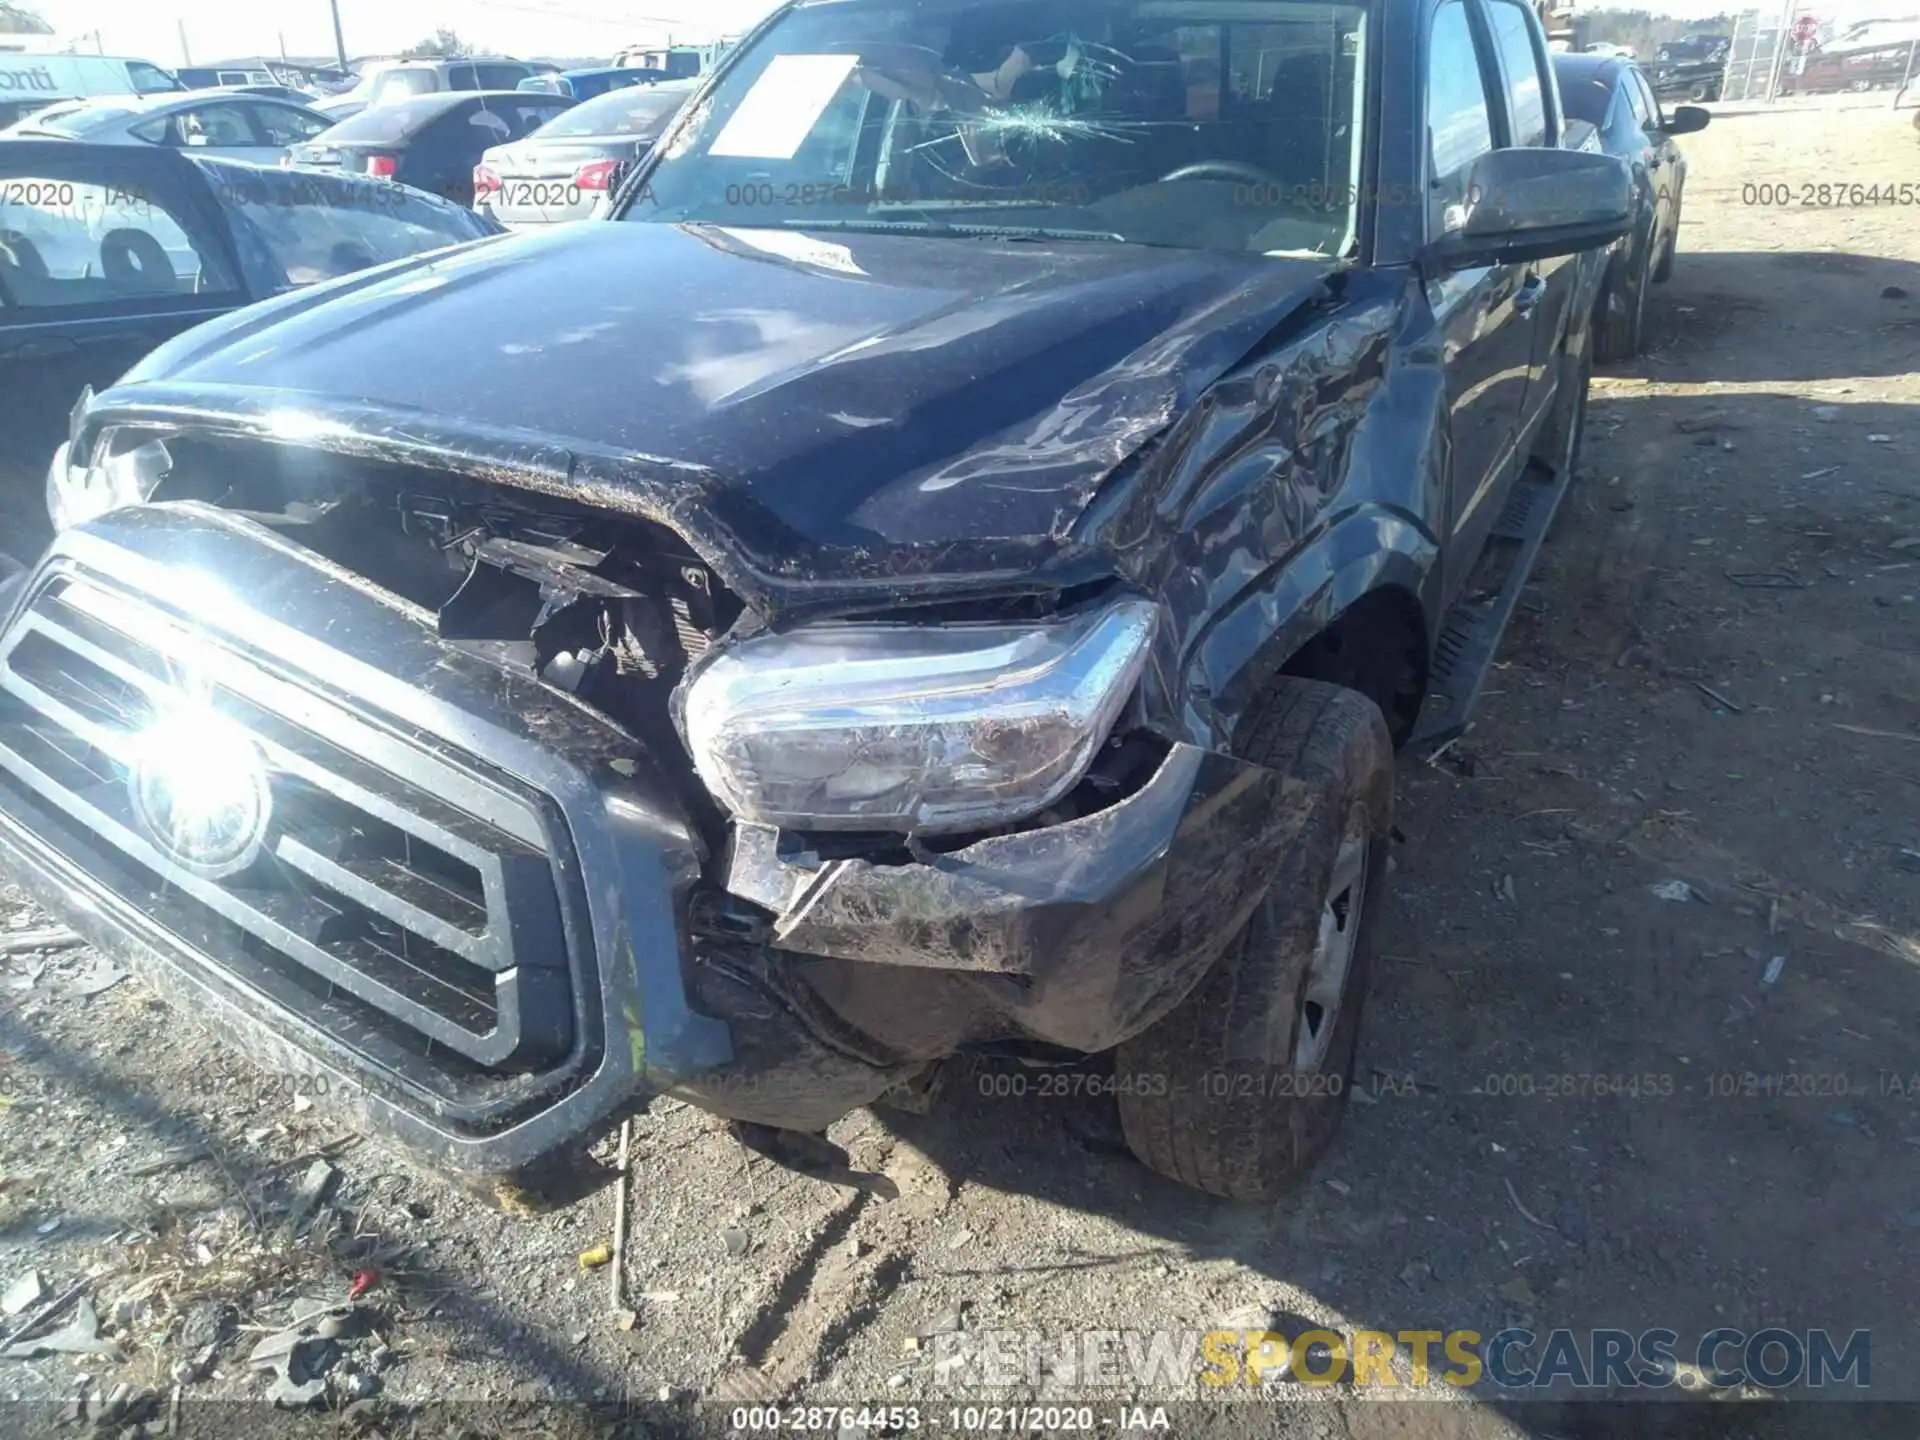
[0,53,182,128]
[1,89,334,165]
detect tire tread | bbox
[1115,678,1392,1201]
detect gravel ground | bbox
[0,97,1917,1439]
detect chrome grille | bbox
[0,571,574,1071]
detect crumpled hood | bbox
[111,220,1337,597]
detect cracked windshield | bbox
[631,0,1368,254]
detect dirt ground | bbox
[0,100,1917,1437]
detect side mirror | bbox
[1421,147,1633,272]
[1663,104,1711,136]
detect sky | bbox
[40,0,781,67]
[30,0,1919,67]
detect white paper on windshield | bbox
[709,53,858,159]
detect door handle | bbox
[1513,273,1547,317]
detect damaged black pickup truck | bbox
[0,0,1628,1202]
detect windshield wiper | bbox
[743,217,1126,244]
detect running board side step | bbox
[1408,458,1570,749]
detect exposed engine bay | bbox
[157,440,744,798]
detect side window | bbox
[1630,71,1663,129]
[446,65,479,92]
[254,104,328,146]
[126,62,180,94]
[1427,0,1495,236]
[0,172,240,310]
[1485,0,1551,147]
[176,103,258,148]
[476,64,530,90]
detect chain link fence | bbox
[1720,7,1920,103]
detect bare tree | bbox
[401,27,470,59]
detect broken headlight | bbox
[682,598,1157,834]
[46,428,174,533]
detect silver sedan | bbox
[1,89,335,165]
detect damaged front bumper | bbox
[0,504,1306,1170]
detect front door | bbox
[1425,0,1539,594]
[1482,0,1575,431]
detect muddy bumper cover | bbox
[0,505,1304,1167]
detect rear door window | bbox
[1484,0,1554,146]
[446,65,480,92]
[1427,0,1496,236]
[167,102,260,149]
[0,164,241,312]
[252,103,330,147]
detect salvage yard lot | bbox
[0,100,1916,1435]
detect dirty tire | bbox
[1594,248,1648,362]
[1114,680,1393,1202]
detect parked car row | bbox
[0,138,498,556]
[0,53,183,122]
[0,46,684,134]
[287,92,574,207]
[1,79,699,226]
[5,90,334,164]
[476,80,696,225]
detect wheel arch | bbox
[1184,509,1438,752]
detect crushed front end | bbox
[2,420,1307,1176]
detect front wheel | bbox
[1115,680,1393,1202]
